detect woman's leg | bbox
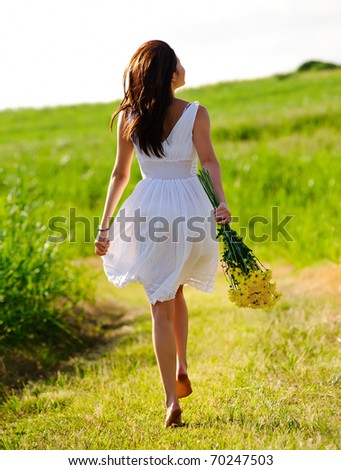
[150,298,179,409]
[173,285,193,398]
[173,285,188,376]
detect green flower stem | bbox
[198,168,281,309]
[198,168,260,276]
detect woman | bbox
[94,40,231,428]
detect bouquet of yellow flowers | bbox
[198,168,281,310]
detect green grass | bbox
[0,269,340,449]
[0,69,340,450]
[1,69,340,265]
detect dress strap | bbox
[180,101,200,136]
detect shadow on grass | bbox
[0,297,143,402]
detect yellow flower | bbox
[227,268,281,310]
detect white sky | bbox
[0,0,340,110]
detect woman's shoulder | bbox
[195,103,210,121]
[192,103,211,135]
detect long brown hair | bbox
[110,40,178,158]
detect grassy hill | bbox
[1,68,340,265]
[0,69,340,450]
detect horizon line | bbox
[1,60,339,113]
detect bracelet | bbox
[98,226,110,232]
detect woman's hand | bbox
[215,202,232,225]
[94,231,110,256]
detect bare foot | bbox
[165,403,182,428]
[176,374,193,398]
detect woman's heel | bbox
[176,374,192,398]
[165,405,182,428]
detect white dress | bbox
[101,101,220,304]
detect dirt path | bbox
[273,261,341,301]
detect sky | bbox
[0,0,340,110]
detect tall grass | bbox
[0,171,94,374]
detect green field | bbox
[0,69,340,449]
[1,68,340,263]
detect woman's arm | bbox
[95,112,134,255]
[193,105,232,224]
